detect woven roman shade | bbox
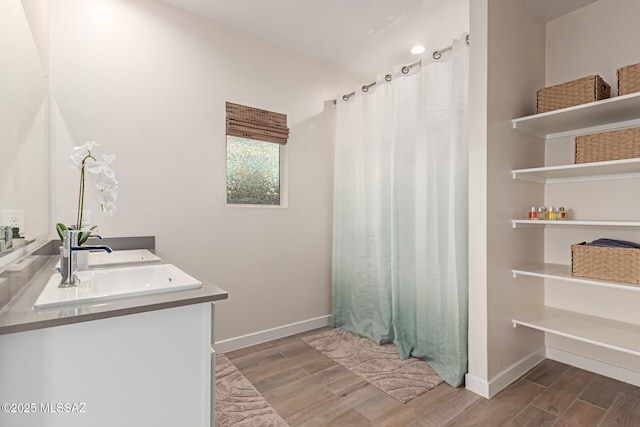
[226,102,289,145]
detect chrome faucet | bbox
[58,229,112,288]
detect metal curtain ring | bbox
[401,66,410,74]
[362,85,369,93]
[385,74,392,82]
[342,94,350,101]
[433,51,442,60]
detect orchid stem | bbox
[76,152,96,232]
[77,164,84,230]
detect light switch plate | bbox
[81,210,92,227]
[2,210,24,236]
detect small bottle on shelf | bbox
[538,207,547,220]
[528,207,537,220]
[558,207,568,221]
[546,207,556,220]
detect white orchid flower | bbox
[70,141,100,169]
[100,200,117,217]
[58,141,118,237]
[73,141,100,152]
[85,163,115,178]
[100,189,117,204]
[95,176,118,192]
[86,155,116,178]
[87,153,116,169]
[70,151,88,169]
[70,153,82,168]
[100,153,115,166]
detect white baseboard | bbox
[466,350,545,399]
[213,315,331,354]
[464,373,490,398]
[546,347,640,388]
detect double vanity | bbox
[0,237,227,427]
[38,249,200,309]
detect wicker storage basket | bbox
[571,242,640,285]
[575,126,640,163]
[537,75,611,114]
[618,63,640,96]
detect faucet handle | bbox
[64,228,99,246]
[62,229,80,247]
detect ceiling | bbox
[159,0,601,79]
[524,0,599,22]
[159,0,469,79]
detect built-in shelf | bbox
[512,306,640,357]
[511,77,640,364]
[512,219,640,228]
[512,158,640,183]
[512,92,640,139]
[512,263,640,292]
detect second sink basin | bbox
[88,249,161,267]
[55,249,161,269]
[34,264,203,309]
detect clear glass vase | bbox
[76,250,89,271]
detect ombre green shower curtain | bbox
[331,35,469,387]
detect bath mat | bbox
[302,328,442,403]
[215,354,289,427]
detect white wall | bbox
[467,0,546,397]
[467,0,489,386]
[544,0,640,375]
[545,0,640,95]
[21,0,49,74]
[49,0,363,342]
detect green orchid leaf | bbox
[77,226,98,246]
[56,223,68,241]
[78,232,88,246]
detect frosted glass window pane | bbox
[226,136,280,205]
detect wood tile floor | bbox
[224,327,640,426]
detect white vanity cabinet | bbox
[0,303,215,427]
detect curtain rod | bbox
[334,34,470,104]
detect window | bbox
[226,136,281,205]
[225,102,289,206]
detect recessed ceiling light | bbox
[410,45,425,55]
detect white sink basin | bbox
[88,249,161,266]
[34,264,203,309]
[54,249,161,269]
